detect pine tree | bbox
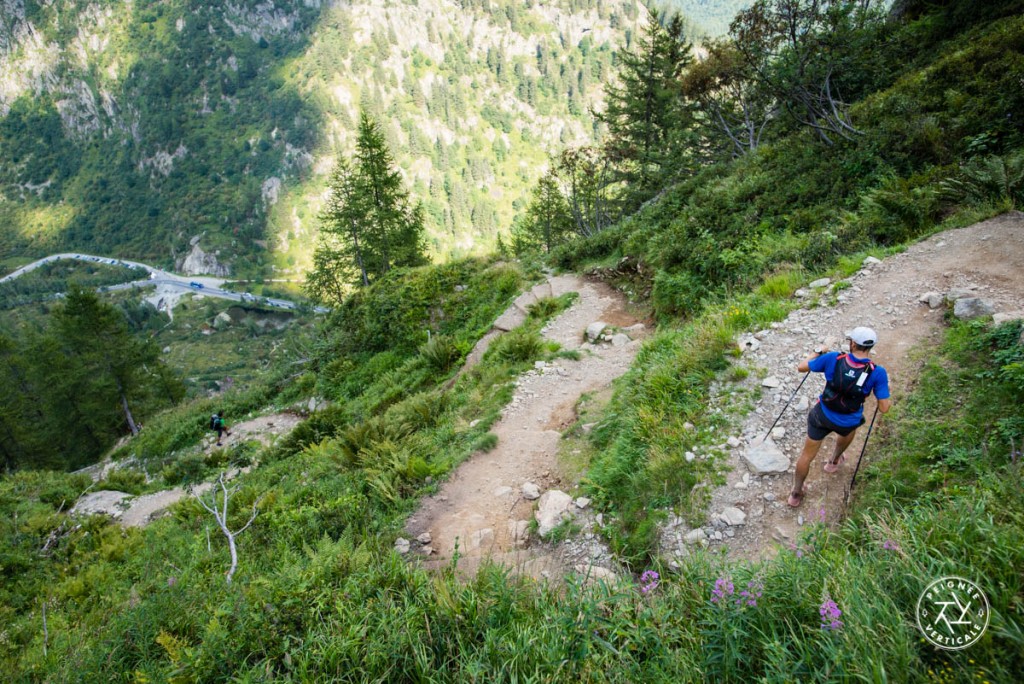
[50,286,165,439]
[598,11,694,208]
[512,173,574,254]
[309,113,429,301]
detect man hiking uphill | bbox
[788,326,891,508]
[211,410,231,447]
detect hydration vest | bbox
[821,354,875,414]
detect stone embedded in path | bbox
[574,497,591,509]
[863,256,881,265]
[794,396,810,411]
[470,528,495,549]
[718,507,747,526]
[611,333,630,347]
[954,298,995,320]
[493,486,513,497]
[417,532,432,545]
[394,538,410,554]
[762,376,782,389]
[809,278,831,289]
[508,520,530,547]
[771,426,786,440]
[574,564,620,587]
[919,292,944,309]
[727,436,742,448]
[585,321,608,342]
[743,438,790,474]
[737,334,760,353]
[535,490,575,537]
[993,311,1024,325]
[684,528,707,544]
[521,482,541,500]
[946,287,978,302]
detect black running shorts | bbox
[806,402,863,441]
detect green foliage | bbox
[419,335,461,374]
[0,287,184,471]
[941,151,1024,209]
[489,328,545,363]
[308,114,429,299]
[0,260,148,310]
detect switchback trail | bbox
[406,274,647,579]
[660,212,1024,563]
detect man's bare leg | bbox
[825,429,858,469]
[790,437,824,506]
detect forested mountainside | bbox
[0,0,643,277]
[657,0,752,36]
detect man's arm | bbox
[797,347,828,373]
[877,398,892,414]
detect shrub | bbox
[419,335,460,373]
[490,328,545,363]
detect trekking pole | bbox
[762,372,810,440]
[848,404,880,493]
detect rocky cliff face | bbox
[177,241,231,277]
[0,0,644,272]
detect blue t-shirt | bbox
[808,352,890,428]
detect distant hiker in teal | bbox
[211,411,231,446]
[788,326,891,508]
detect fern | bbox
[941,151,1024,208]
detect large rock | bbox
[177,241,230,277]
[953,298,995,320]
[946,287,978,303]
[808,277,831,289]
[585,321,608,342]
[993,311,1024,325]
[70,490,131,518]
[761,376,782,389]
[718,507,747,526]
[521,482,541,500]
[535,490,575,537]
[394,538,410,554]
[919,292,944,309]
[743,438,790,474]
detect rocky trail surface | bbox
[70,412,303,528]
[661,212,1024,563]
[405,274,647,581]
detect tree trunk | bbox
[120,392,139,436]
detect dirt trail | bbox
[72,412,303,527]
[661,212,1024,563]
[406,274,647,578]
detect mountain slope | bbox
[0,0,644,276]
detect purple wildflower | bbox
[167,576,177,588]
[817,507,826,523]
[820,598,843,631]
[882,539,899,551]
[711,577,735,604]
[640,570,660,594]
[736,579,764,607]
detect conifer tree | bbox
[512,173,574,254]
[309,113,428,301]
[598,11,695,209]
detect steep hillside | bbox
[0,0,643,275]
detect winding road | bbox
[1,253,327,313]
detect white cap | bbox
[847,326,877,348]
